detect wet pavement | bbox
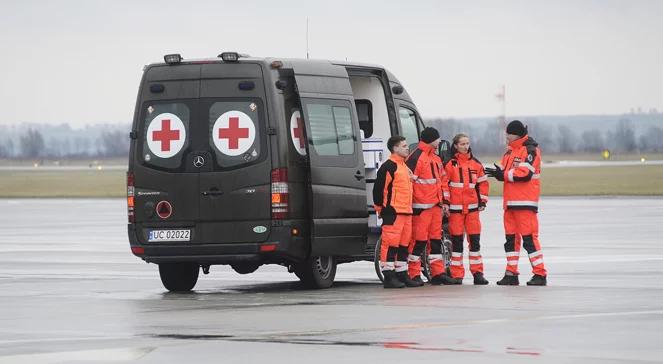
[1,197,662,363]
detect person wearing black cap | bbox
[406,127,458,285]
[486,120,548,286]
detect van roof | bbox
[145,56,403,84]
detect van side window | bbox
[355,99,373,138]
[398,107,420,146]
[305,103,355,156]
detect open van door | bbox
[292,61,368,256]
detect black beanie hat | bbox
[506,120,527,137]
[420,127,440,144]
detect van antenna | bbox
[306,17,310,59]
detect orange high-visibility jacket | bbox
[406,142,446,212]
[373,154,413,215]
[500,135,541,212]
[443,151,489,214]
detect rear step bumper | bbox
[128,224,308,265]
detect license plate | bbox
[148,229,190,242]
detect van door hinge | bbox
[267,127,277,135]
[129,131,138,139]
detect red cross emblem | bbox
[152,119,180,152]
[293,117,305,148]
[218,116,250,150]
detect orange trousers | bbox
[379,214,411,273]
[407,206,445,278]
[448,211,483,279]
[503,209,547,276]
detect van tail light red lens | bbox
[271,168,288,219]
[127,172,135,223]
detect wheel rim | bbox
[315,256,333,280]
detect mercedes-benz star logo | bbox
[193,155,205,168]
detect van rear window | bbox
[208,99,262,168]
[141,102,190,169]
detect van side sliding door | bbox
[292,62,368,256]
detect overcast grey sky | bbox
[1,0,661,127]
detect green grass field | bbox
[1,165,662,197]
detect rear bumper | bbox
[128,222,308,265]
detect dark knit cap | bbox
[506,120,527,137]
[420,127,441,144]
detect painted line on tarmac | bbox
[256,309,663,338]
[0,345,155,363]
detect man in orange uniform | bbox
[486,120,548,286]
[406,127,457,285]
[373,136,417,288]
[443,133,490,285]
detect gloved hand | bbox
[485,163,504,181]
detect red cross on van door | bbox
[212,111,256,156]
[146,113,186,159]
[289,110,307,156]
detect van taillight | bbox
[127,172,135,223]
[271,168,288,219]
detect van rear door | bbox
[292,61,368,256]
[196,63,272,244]
[133,67,201,228]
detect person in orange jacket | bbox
[486,120,548,286]
[443,133,490,285]
[373,136,418,288]
[406,127,458,285]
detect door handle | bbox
[354,171,365,180]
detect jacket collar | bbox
[508,135,529,150]
[389,153,406,163]
[417,141,435,154]
[455,151,472,161]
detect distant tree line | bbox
[1,117,662,160]
[0,128,129,159]
[426,117,663,155]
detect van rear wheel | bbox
[231,263,260,275]
[293,256,336,289]
[158,263,199,292]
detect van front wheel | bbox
[293,256,336,289]
[158,263,199,292]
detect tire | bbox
[374,238,384,282]
[294,256,336,289]
[442,237,453,276]
[231,263,260,275]
[158,263,199,292]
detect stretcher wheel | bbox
[374,238,431,282]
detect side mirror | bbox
[439,140,452,163]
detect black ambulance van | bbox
[127,52,427,291]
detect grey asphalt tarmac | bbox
[1,197,662,363]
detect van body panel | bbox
[289,62,369,257]
[128,56,424,269]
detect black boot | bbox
[412,276,425,286]
[430,273,461,285]
[496,273,519,286]
[527,274,547,286]
[473,272,489,285]
[397,271,424,287]
[382,271,405,288]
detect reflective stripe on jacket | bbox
[373,154,413,215]
[444,151,489,214]
[406,142,444,212]
[500,135,541,212]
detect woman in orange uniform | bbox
[443,133,490,285]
